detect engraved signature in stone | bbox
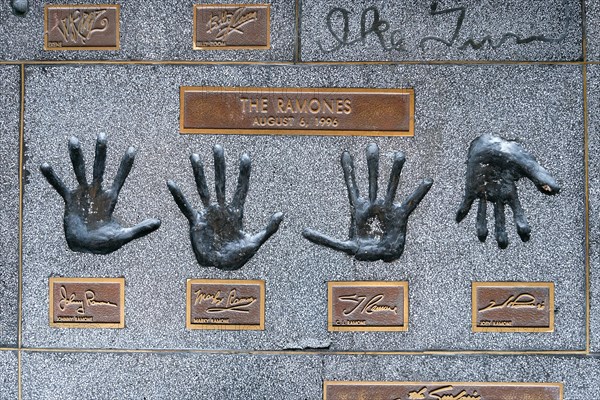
[339,294,398,316]
[320,0,571,53]
[320,7,405,53]
[195,288,257,313]
[58,286,117,315]
[478,293,545,313]
[53,9,109,44]
[207,7,258,40]
[405,386,481,400]
[419,0,571,50]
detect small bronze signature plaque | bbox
[180,87,414,136]
[186,279,264,330]
[328,281,408,332]
[324,382,563,400]
[49,277,125,328]
[44,5,120,50]
[193,4,270,50]
[472,282,554,332]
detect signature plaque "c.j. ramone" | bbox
[323,382,563,400]
[186,279,265,330]
[180,87,414,136]
[472,282,554,332]
[193,4,270,49]
[49,277,125,328]
[328,281,408,331]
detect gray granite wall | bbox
[0,0,599,398]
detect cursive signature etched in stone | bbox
[320,0,572,53]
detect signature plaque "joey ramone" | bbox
[472,282,554,332]
[323,382,563,400]
[49,277,125,328]
[186,279,265,330]
[180,87,414,136]
[328,281,408,331]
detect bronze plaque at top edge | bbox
[328,281,408,332]
[323,382,563,400]
[49,277,125,328]
[44,5,120,50]
[472,282,554,332]
[180,87,414,136]
[194,4,270,50]
[186,279,265,330]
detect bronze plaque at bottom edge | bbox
[194,4,270,49]
[49,277,125,328]
[328,281,408,332]
[323,382,563,400]
[44,5,120,50]
[180,87,414,136]
[472,282,554,332]
[187,279,265,330]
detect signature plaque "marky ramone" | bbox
[472,282,554,332]
[180,87,414,136]
[186,279,265,330]
[328,281,408,331]
[194,4,270,49]
[323,382,563,400]
[49,277,125,328]
[44,5,120,50]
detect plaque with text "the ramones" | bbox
[324,382,563,400]
[180,87,414,136]
[44,5,120,50]
[186,279,265,330]
[472,282,554,332]
[328,281,408,332]
[49,277,125,328]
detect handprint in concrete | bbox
[168,145,283,270]
[456,134,560,248]
[303,143,433,262]
[40,134,161,254]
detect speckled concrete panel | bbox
[21,351,322,400]
[0,351,18,399]
[323,354,600,400]
[586,0,600,60]
[0,0,294,61]
[0,66,20,347]
[20,352,600,398]
[22,64,584,351]
[300,0,582,62]
[588,64,600,352]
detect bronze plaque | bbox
[180,87,414,136]
[472,282,554,332]
[193,4,270,50]
[186,279,265,330]
[49,277,125,328]
[44,5,120,50]
[328,281,408,332]
[324,382,563,400]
